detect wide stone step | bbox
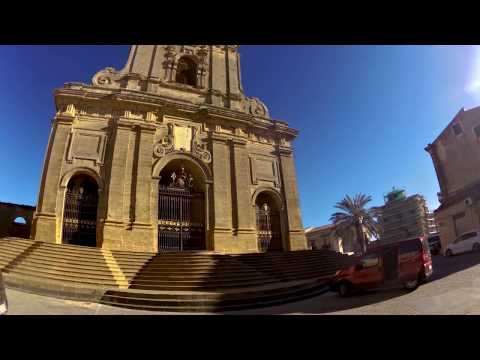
[14,254,147,273]
[134,263,265,272]
[5,268,121,286]
[104,279,326,300]
[130,263,342,276]
[1,241,153,264]
[130,263,345,278]
[7,261,132,280]
[127,271,334,290]
[128,281,281,291]
[108,282,325,305]
[129,269,263,278]
[6,263,126,282]
[129,274,272,285]
[12,238,154,257]
[101,280,329,312]
[143,258,343,268]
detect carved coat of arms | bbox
[153,123,211,164]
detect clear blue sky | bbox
[1,45,480,228]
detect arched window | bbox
[175,57,197,87]
[13,216,27,225]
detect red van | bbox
[330,236,433,297]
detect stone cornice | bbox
[55,84,299,138]
[231,138,248,146]
[117,118,157,132]
[277,145,293,156]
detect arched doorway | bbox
[62,174,99,247]
[158,160,205,251]
[255,192,282,252]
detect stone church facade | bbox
[32,45,307,254]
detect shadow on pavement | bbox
[226,251,480,315]
[430,251,480,282]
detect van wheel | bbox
[338,282,351,297]
[404,279,419,291]
[473,243,480,252]
[445,249,453,257]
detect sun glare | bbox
[465,46,480,99]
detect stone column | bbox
[211,133,233,252]
[277,146,308,251]
[231,138,257,252]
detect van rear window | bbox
[399,240,421,254]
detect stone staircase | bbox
[0,237,356,312]
[0,237,153,301]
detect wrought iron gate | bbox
[62,187,98,247]
[256,203,281,252]
[158,185,205,251]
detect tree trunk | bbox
[356,222,366,254]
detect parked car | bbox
[330,236,432,297]
[0,271,7,315]
[444,230,480,257]
[428,235,441,255]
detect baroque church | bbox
[32,45,307,254]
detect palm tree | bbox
[330,194,381,255]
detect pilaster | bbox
[277,146,308,251]
[211,133,233,251]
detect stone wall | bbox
[0,202,36,239]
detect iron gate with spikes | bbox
[256,204,281,252]
[158,186,205,251]
[62,188,98,247]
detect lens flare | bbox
[465,46,480,99]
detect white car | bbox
[444,230,480,257]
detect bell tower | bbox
[92,45,266,115]
[32,45,307,253]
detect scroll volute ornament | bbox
[244,97,270,118]
[92,67,123,88]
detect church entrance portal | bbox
[158,161,205,251]
[62,174,99,247]
[255,192,282,252]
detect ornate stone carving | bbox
[153,125,174,158]
[153,123,212,164]
[245,97,270,118]
[192,128,212,163]
[92,67,123,87]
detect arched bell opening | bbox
[157,159,206,251]
[255,192,283,252]
[175,56,197,87]
[62,174,99,247]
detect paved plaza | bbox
[4,252,480,315]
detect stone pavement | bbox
[4,251,480,315]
